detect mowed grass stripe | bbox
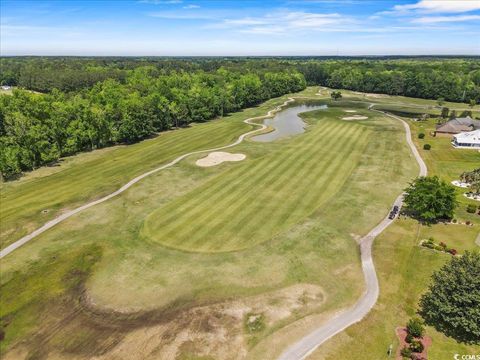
[214,123,358,249]
[146,120,341,247]
[186,121,345,250]
[144,118,371,252]
[147,119,339,239]
[274,125,370,233]
[224,125,365,251]
[181,121,342,245]
[148,120,351,251]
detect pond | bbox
[252,103,328,142]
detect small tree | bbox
[436,97,445,107]
[420,251,480,344]
[469,99,476,109]
[418,133,425,139]
[407,317,425,338]
[403,176,457,223]
[330,91,342,101]
[423,144,431,150]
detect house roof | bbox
[436,117,480,133]
[453,129,480,144]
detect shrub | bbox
[407,317,425,338]
[418,133,425,139]
[422,241,434,249]
[452,218,457,223]
[401,346,413,358]
[449,248,458,255]
[466,221,471,225]
[467,204,477,213]
[409,339,425,353]
[405,333,414,343]
[439,242,447,249]
[423,144,431,150]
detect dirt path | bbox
[277,107,427,360]
[0,98,296,259]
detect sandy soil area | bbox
[65,284,323,360]
[344,110,357,113]
[196,151,246,167]
[342,115,368,121]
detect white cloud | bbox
[216,11,350,34]
[183,4,199,9]
[393,0,480,14]
[413,14,480,23]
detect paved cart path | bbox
[0,98,296,259]
[277,108,427,360]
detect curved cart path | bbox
[0,98,296,259]
[278,108,427,360]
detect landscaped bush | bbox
[418,133,425,139]
[421,238,458,256]
[409,339,425,353]
[401,346,412,358]
[407,317,425,338]
[405,333,414,343]
[423,144,431,150]
[467,204,477,213]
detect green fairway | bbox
[143,113,370,252]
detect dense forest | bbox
[1,57,479,180]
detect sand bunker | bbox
[344,110,357,113]
[196,151,246,167]
[342,115,368,121]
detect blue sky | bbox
[1,0,479,55]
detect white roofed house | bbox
[452,129,480,149]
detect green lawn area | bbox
[0,93,417,358]
[308,97,480,360]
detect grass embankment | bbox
[1,97,416,358]
[309,98,480,360]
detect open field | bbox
[308,93,480,360]
[0,91,419,359]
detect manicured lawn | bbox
[0,95,417,358]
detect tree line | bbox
[297,59,480,103]
[0,66,306,179]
